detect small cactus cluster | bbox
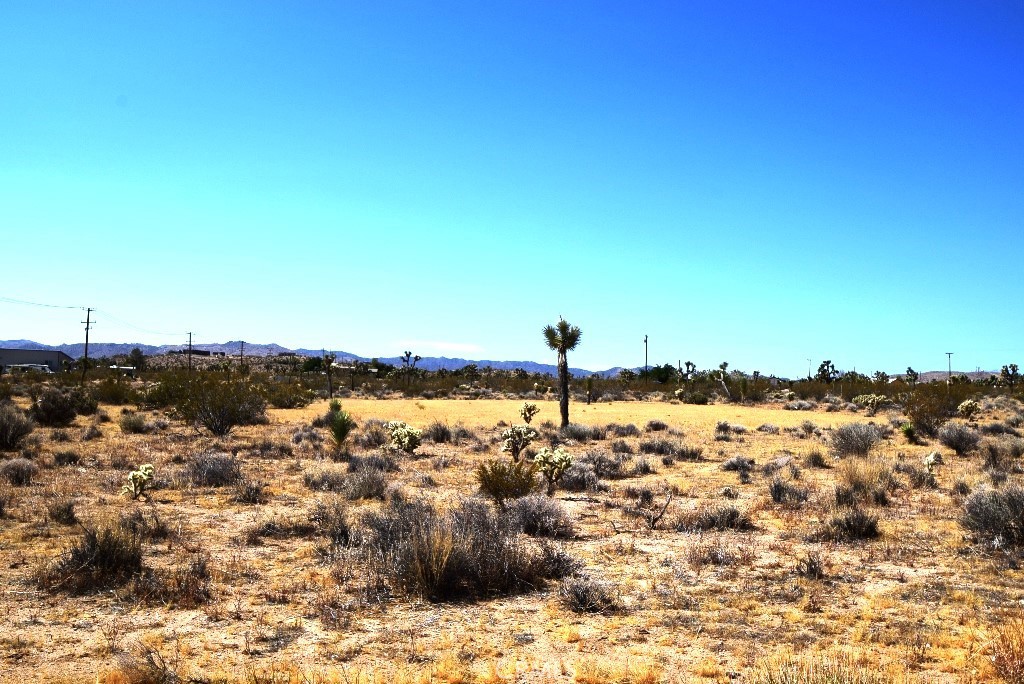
[385,421,422,454]
[122,464,155,500]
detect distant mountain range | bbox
[0,339,620,377]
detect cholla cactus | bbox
[122,464,155,500]
[534,446,573,495]
[957,399,980,420]
[385,421,422,454]
[922,451,944,472]
[501,425,538,461]
[852,394,890,414]
[519,402,540,425]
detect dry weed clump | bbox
[749,652,894,683]
[830,422,881,457]
[991,616,1024,684]
[0,402,34,451]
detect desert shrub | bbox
[677,444,703,461]
[93,378,136,405]
[476,459,539,508]
[938,422,980,455]
[39,525,143,593]
[904,385,953,437]
[510,495,576,538]
[893,461,937,489]
[678,391,709,405]
[47,496,77,525]
[53,449,80,466]
[560,423,604,442]
[244,516,316,545]
[749,653,890,684]
[385,421,422,454]
[187,452,242,487]
[423,420,453,443]
[830,423,881,456]
[559,462,608,493]
[559,575,619,614]
[722,455,755,472]
[501,424,538,461]
[131,555,212,608]
[1,457,37,486]
[685,534,753,569]
[784,400,816,411]
[631,457,657,476]
[347,453,399,473]
[310,497,352,548]
[957,399,981,420]
[639,438,676,456]
[834,459,895,507]
[607,423,640,437]
[803,449,829,469]
[355,419,388,449]
[577,451,630,479]
[675,505,753,532]
[117,509,172,542]
[819,508,879,541]
[81,424,103,441]
[0,403,34,451]
[119,410,151,435]
[962,485,1024,547]
[795,552,827,580]
[361,497,564,601]
[757,423,780,435]
[342,468,387,500]
[303,465,349,492]
[610,439,633,454]
[177,378,267,436]
[31,388,79,427]
[992,617,1024,684]
[769,478,809,505]
[262,382,314,409]
[645,419,668,432]
[981,422,1021,437]
[231,479,266,504]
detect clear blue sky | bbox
[2,1,1021,377]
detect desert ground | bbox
[2,393,1022,683]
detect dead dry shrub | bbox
[510,494,576,538]
[962,485,1024,547]
[938,421,980,455]
[992,616,1024,684]
[1,457,38,486]
[187,452,242,487]
[748,652,891,683]
[361,497,569,601]
[834,458,896,507]
[39,525,144,594]
[674,505,753,533]
[830,423,881,457]
[559,574,619,614]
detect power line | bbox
[0,295,82,310]
[92,308,183,337]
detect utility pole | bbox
[644,335,648,381]
[807,358,812,380]
[239,341,245,368]
[946,352,954,395]
[187,332,193,373]
[80,308,94,384]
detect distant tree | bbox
[618,368,636,383]
[1001,364,1020,390]
[872,371,890,386]
[543,317,582,428]
[301,357,323,374]
[905,367,919,387]
[815,360,839,384]
[127,348,147,372]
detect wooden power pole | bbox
[80,307,93,384]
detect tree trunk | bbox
[558,351,569,428]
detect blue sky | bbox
[2,1,1021,377]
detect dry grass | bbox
[0,393,1020,682]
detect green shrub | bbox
[904,385,953,437]
[176,378,267,436]
[93,378,136,405]
[119,410,151,435]
[476,458,539,508]
[326,408,357,452]
[0,402,34,451]
[261,381,314,409]
[31,388,79,427]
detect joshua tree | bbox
[542,317,582,428]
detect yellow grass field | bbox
[1,395,1021,683]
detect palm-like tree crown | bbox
[542,318,582,353]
